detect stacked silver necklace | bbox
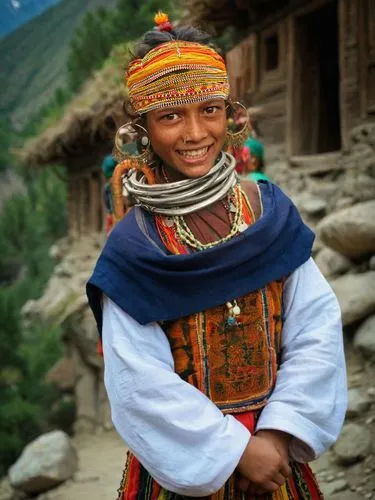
[122,151,237,216]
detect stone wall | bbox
[22,233,112,435]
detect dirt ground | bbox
[39,343,375,500]
[0,344,370,500]
[38,431,127,500]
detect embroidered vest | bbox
[163,280,283,413]
[156,183,283,412]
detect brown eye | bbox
[204,106,221,115]
[161,113,179,121]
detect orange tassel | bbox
[111,160,156,223]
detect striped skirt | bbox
[117,412,323,500]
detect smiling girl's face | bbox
[146,99,227,179]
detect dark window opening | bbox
[265,34,279,71]
[292,0,341,154]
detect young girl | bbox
[87,13,346,499]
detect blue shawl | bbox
[87,182,314,332]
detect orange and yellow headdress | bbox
[126,12,230,114]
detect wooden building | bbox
[23,46,129,239]
[185,0,375,170]
[24,2,375,237]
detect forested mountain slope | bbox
[0,0,61,39]
[0,0,117,128]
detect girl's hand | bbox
[237,433,292,494]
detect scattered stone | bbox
[317,200,375,258]
[370,255,375,271]
[46,356,76,391]
[342,173,375,203]
[300,197,327,216]
[368,387,375,398]
[0,477,18,500]
[315,247,352,277]
[48,238,69,263]
[350,124,375,144]
[366,416,375,425]
[354,315,375,358]
[335,197,354,210]
[348,372,364,388]
[366,493,373,499]
[8,430,78,494]
[347,388,371,418]
[333,423,372,465]
[320,478,349,497]
[312,237,324,255]
[55,263,73,278]
[352,365,365,375]
[337,471,346,478]
[329,272,375,326]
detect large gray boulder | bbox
[354,315,375,358]
[8,430,77,494]
[346,388,371,419]
[317,201,375,258]
[329,272,375,326]
[333,423,372,465]
[315,247,352,278]
[300,196,327,216]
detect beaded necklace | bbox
[155,182,255,327]
[173,184,247,250]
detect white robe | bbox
[102,257,347,496]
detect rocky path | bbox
[38,431,127,500]
[2,343,374,500]
[44,345,375,500]
[312,343,375,499]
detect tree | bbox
[67,6,117,91]
[0,167,66,473]
[67,0,178,92]
[0,119,15,172]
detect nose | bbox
[184,113,208,143]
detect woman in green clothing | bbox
[241,136,270,182]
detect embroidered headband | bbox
[126,14,230,114]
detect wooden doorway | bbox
[289,0,341,155]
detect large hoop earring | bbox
[111,122,155,223]
[224,101,250,150]
[112,122,151,168]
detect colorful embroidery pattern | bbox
[165,280,283,413]
[118,438,323,500]
[126,41,229,114]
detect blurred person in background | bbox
[229,108,270,182]
[101,154,117,235]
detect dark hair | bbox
[132,25,214,60]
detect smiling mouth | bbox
[176,146,213,159]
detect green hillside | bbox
[0,0,117,129]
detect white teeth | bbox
[179,147,208,158]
